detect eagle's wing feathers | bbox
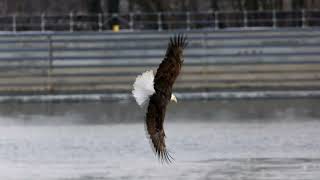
[146,98,173,163]
[154,34,187,97]
[144,34,187,163]
[133,34,187,163]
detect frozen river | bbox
[0,99,320,179]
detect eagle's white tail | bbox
[132,70,155,106]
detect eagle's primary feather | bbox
[133,34,187,163]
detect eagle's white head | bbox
[170,94,177,103]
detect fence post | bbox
[186,11,190,31]
[129,12,134,31]
[272,10,277,29]
[98,13,102,31]
[69,12,74,32]
[302,9,306,28]
[157,12,162,31]
[244,10,248,28]
[41,13,45,32]
[215,11,219,30]
[12,14,16,32]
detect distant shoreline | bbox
[0,90,319,103]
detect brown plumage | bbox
[145,34,187,163]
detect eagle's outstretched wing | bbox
[154,34,188,97]
[145,96,173,163]
[145,34,187,163]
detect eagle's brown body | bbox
[145,35,187,162]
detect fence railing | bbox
[0,10,320,32]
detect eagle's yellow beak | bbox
[170,94,177,103]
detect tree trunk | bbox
[282,0,292,10]
[210,0,219,11]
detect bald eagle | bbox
[132,34,187,163]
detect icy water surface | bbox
[0,99,319,179]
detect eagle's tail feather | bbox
[132,70,155,106]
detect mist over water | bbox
[0,98,319,125]
[0,99,320,179]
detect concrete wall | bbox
[0,28,319,96]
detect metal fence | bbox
[0,10,320,32]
